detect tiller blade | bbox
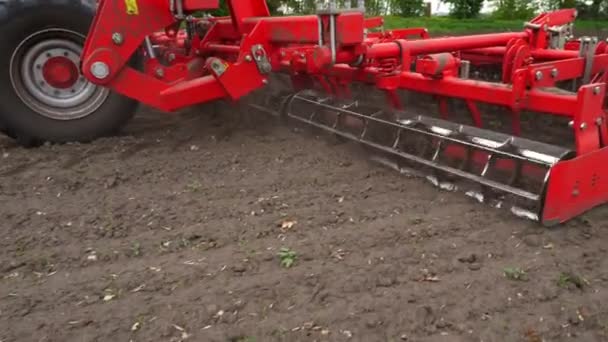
[280,90,575,223]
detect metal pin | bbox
[460,60,470,79]
[144,36,156,59]
[90,62,110,79]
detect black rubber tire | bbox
[0,0,139,146]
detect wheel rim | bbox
[9,28,109,121]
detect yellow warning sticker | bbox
[125,0,139,15]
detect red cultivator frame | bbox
[80,0,608,225]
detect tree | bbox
[391,0,426,16]
[543,0,608,20]
[492,0,537,19]
[442,0,484,18]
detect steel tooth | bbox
[511,206,540,221]
[465,190,484,203]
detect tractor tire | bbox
[0,0,139,146]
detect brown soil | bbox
[1,104,608,342]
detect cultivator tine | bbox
[283,91,575,222]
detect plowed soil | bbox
[1,103,608,342]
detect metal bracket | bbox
[579,36,598,85]
[251,45,272,74]
[548,24,572,49]
[315,0,367,66]
[169,0,185,19]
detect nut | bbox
[112,32,124,45]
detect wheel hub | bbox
[41,55,79,89]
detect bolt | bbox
[155,68,164,78]
[245,55,253,62]
[580,122,587,130]
[90,62,110,79]
[550,68,558,78]
[596,117,604,125]
[535,71,543,81]
[211,60,221,71]
[112,32,124,45]
[262,79,268,85]
[572,188,580,197]
[280,51,286,57]
[167,53,176,62]
[568,120,574,128]
[594,86,601,95]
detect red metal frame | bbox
[81,1,608,225]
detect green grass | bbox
[383,16,608,35]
